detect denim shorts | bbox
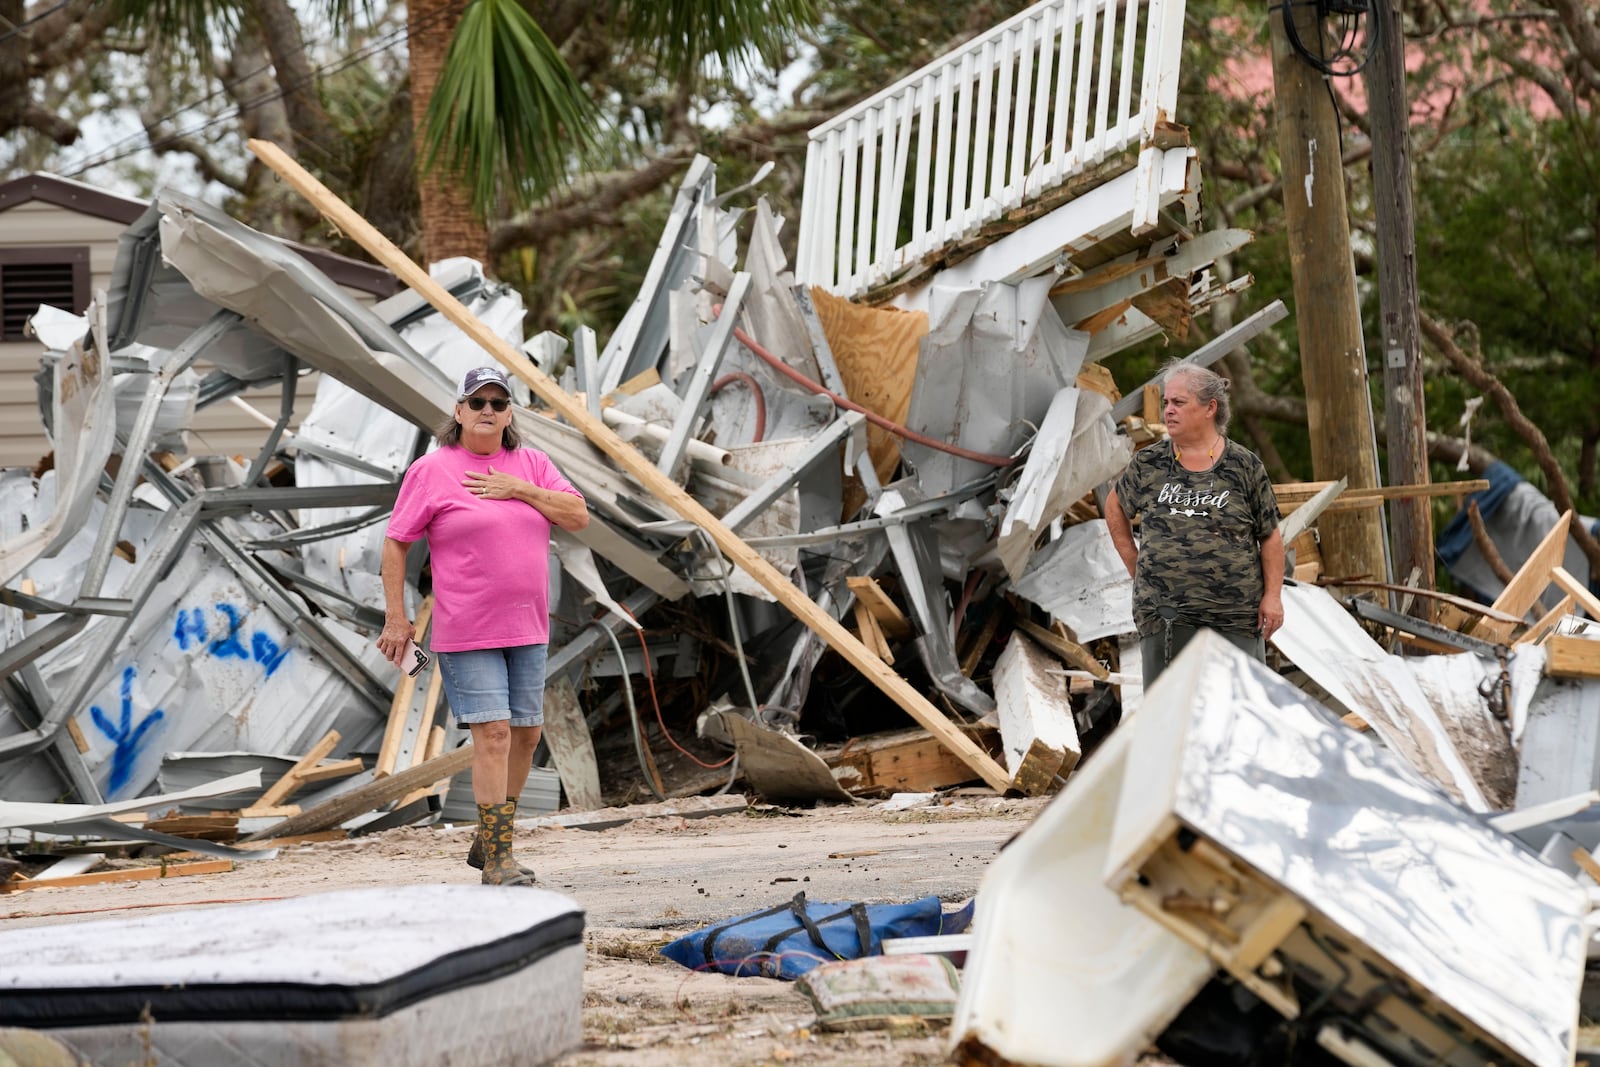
[436,643,548,727]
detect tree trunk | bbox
[409,0,491,269]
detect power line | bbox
[60,8,452,180]
[0,0,75,45]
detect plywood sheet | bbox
[810,287,926,488]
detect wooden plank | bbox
[255,729,342,809]
[1552,567,1600,622]
[1517,595,1574,647]
[249,139,1011,793]
[241,743,476,841]
[846,577,912,638]
[376,595,434,778]
[0,859,233,893]
[959,606,1002,678]
[826,729,981,794]
[405,667,446,772]
[853,600,893,665]
[541,676,603,811]
[1545,634,1600,680]
[1016,618,1108,680]
[1476,511,1572,642]
[237,804,301,819]
[295,757,366,784]
[1273,478,1489,504]
[64,715,90,754]
[1142,381,1162,426]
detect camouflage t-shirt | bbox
[1113,438,1280,637]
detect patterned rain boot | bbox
[478,800,535,886]
[468,797,536,880]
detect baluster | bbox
[798,138,822,285]
[1006,17,1037,209]
[1028,3,1057,197]
[1072,0,1098,164]
[990,28,1016,217]
[1116,0,1140,147]
[912,74,936,261]
[952,51,976,236]
[971,39,997,224]
[818,127,843,291]
[1094,0,1118,162]
[837,118,860,293]
[931,65,954,246]
[1052,0,1079,183]
[881,91,915,270]
[857,106,879,287]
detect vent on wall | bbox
[0,247,89,342]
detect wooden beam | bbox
[247,138,1011,793]
[399,726,449,807]
[1476,511,1572,642]
[254,729,341,809]
[853,600,893,665]
[242,743,476,841]
[0,859,232,893]
[409,668,446,770]
[1552,567,1600,622]
[1016,618,1108,680]
[376,595,434,777]
[1546,634,1600,679]
[295,757,365,784]
[1517,595,1574,647]
[845,577,912,638]
[824,728,981,795]
[1275,479,1489,511]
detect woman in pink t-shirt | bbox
[377,366,588,886]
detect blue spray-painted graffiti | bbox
[89,666,164,795]
[173,604,291,677]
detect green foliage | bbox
[421,0,599,214]
[621,0,820,76]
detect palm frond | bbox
[422,0,600,215]
[622,0,820,76]
[107,0,244,46]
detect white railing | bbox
[797,0,1186,299]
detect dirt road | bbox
[2,794,1049,1066]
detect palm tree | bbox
[109,0,817,269]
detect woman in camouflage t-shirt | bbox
[1105,362,1285,688]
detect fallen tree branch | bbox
[1468,500,1516,583]
[1420,311,1600,575]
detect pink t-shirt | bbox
[386,444,584,651]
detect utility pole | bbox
[1363,0,1434,613]
[1268,0,1389,584]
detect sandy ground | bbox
[1,795,1049,1066]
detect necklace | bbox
[1175,435,1223,463]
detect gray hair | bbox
[434,411,522,451]
[1160,359,1231,434]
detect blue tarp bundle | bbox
[659,891,973,980]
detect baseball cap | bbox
[457,366,511,399]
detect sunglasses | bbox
[463,396,510,412]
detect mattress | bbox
[0,885,586,1066]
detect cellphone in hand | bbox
[401,639,430,677]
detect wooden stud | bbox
[853,601,893,665]
[245,139,1011,793]
[64,716,91,754]
[399,726,450,807]
[1016,618,1108,680]
[409,668,446,770]
[1474,511,1571,643]
[845,577,913,638]
[1551,567,1600,623]
[1142,382,1162,426]
[295,757,366,784]
[255,729,342,809]
[376,595,434,778]
[18,578,36,620]
[1571,847,1600,884]
[242,743,477,842]
[1517,595,1574,647]
[0,859,233,893]
[1274,479,1489,509]
[237,804,302,819]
